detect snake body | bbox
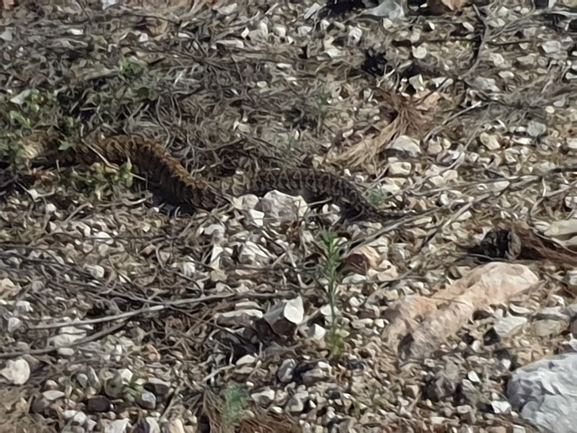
[18,133,409,223]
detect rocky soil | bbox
[1,0,577,432]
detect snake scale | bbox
[16,133,410,223]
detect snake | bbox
[8,132,411,223]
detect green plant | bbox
[276,131,305,167]
[8,110,32,128]
[63,160,134,201]
[1,88,72,169]
[104,371,143,403]
[0,136,26,167]
[315,88,332,134]
[123,374,144,403]
[6,89,59,129]
[220,383,247,427]
[284,132,300,154]
[119,57,146,79]
[61,115,81,137]
[367,187,390,208]
[317,228,349,355]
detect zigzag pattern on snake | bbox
[18,133,410,223]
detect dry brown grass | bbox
[330,88,428,171]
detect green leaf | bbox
[58,141,72,151]
[9,111,30,127]
[136,87,149,99]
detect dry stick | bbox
[27,291,280,331]
[414,201,475,256]
[202,365,236,384]
[407,116,484,220]
[421,101,484,145]
[0,321,126,360]
[526,177,577,256]
[340,206,441,255]
[159,383,181,423]
[419,166,542,258]
[529,174,577,221]
[459,4,491,81]
[419,5,491,144]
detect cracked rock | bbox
[258,190,308,225]
[87,395,112,413]
[493,315,527,338]
[42,390,65,401]
[137,391,157,410]
[215,309,264,327]
[532,319,567,337]
[507,353,577,433]
[145,378,171,397]
[104,419,130,433]
[264,296,304,336]
[277,359,297,383]
[386,135,421,157]
[251,388,275,407]
[535,306,569,321]
[286,390,308,414]
[527,120,547,137]
[0,358,30,385]
[239,241,273,265]
[302,366,330,385]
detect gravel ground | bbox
[1,0,577,432]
